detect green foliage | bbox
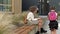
[0,26,6,34]
[12,15,20,25]
[12,12,28,25]
[0,31,3,34]
[58,13,60,16]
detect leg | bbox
[38,22,42,31]
[51,30,54,34]
[54,29,56,34]
[38,18,47,33]
[38,18,43,31]
[36,18,43,34]
[51,29,56,34]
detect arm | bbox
[47,13,50,20]
[56,13,58,20]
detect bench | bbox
[12,24,35,34]
[20,25,35,34]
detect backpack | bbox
[48,11,57,21]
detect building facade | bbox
[0,0,60,14]
[0,0,22,14]
[22,0,60,15]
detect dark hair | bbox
[29,6,38,12]
[50,6,56,10]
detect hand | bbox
[38,18,42,20]
[38,18,43,23]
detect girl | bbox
[48,6,58,34]
[26,6,47,34]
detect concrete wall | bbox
[20,0,22,13]
[14,0,21,14]
[12,0,22,14]
[12,0,15,13]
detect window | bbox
[0,0,12,12]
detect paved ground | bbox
[40,16,60,34]
[43,20,60,34]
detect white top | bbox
[27,12,39,21]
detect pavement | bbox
[39,16,60,34]
[42,20,60,34]
[28,16,60,34]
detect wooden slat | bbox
[20,25,35,34]
[12,24,35,34]
[16,26,30,34]
[14,25,27,32]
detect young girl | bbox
[48,6,58,34]
[26,6,47,34]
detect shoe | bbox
[36,31,39,34]
[40,28,47,33]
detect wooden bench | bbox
[12,24,35,34]
[14,25,27,32]
[15,26,30,34]
[20,25,35,34]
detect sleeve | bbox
[55,12,58,16]
[27,13,38,21]
[48,12,50,20]
[55,13,58,20]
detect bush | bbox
[12,11,28,26]
[0,31,3,34]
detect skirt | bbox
[27,20,38,25]
[49,20,58,31]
